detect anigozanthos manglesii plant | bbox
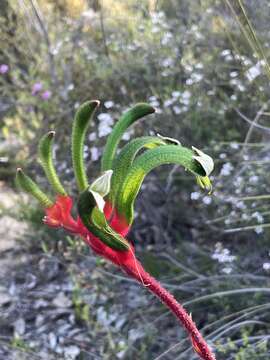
[16,100,215,360]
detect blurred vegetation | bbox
[1,0,270,359]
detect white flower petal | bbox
[89,190,105,212]
[90,170,113,197]
[192,146,214,176]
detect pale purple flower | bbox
[0,64,9,74]
[32,82,43,95]
[41,90,52,100]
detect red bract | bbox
[44,195,79,232]
[43,196,135,270]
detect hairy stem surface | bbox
[125,262,216,360]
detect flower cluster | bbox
[16,100,215,360]
[32,82,52,100]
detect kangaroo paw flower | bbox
[17,100,215,360]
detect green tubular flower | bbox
[115,145,208,225]
[101,103,155,172]
[109,136,169,204]
[72,100,100,192]
[16,168,53,208]
[38,131,67,196]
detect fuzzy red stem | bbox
[125,263,216,360]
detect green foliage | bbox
[38,131,67,195]
[72,100,100,191]
[101,103,155,171]
[16,168,53,207]
[115,144,207,224]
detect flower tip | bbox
[48,130,56,137]
[91,99,100,107]
[16,168,24,178]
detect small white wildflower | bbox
[67,83,74,91]
[219,153,227,159]
[88,132,97,141]
[186,78,193,85]
[104,100,114,109]
[172,91,181,98]
[225,55,233,61]
[221,49,231,56]
[195,63,203,69]
[255,226,263,234]
[83,145,88,159]
[230,142,239,150]
[263,262,270,271]
[246,62,261,82]
[249,175,259,184]
[98,113,114,125]
[161,31,173,45]
[241,213,249,221]
[98,124,112,137]
[212,243,236,263]
[190,192,200,200]
[202,196,212,205]
[181,91,191,105]
[220,162,234,176]
[149,100,160,108]
[234,176,242,187]
[183,64,193,72]
[173,105,182,114]
[155,107,162,114]
[236,201,246,210]
[252,212,264,223]
[182,90,191,100]
[161,57,174,68]
[222,267,232,274]
[164,99,174,107]
[191,73,203,82]
[122,129,134,141]
[90,147,100,161]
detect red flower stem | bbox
[127,264,216,360]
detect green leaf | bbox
[101,103,155,171]
[72,100,100,191]
[115,145,208,225]
[77,188,130,251]
[16,168,53,208]
[109,135,169,204]
[38,131,67,196]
